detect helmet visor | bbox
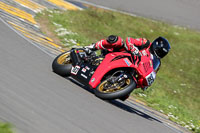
[155,48,167,58]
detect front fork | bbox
[107,70,128,84]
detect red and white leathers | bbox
[94,36,151,54]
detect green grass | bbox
[0,122,13,133]
[36,8,200,132]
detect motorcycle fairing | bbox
[136,54,155,87]
[89,52,136,88]
[89,50,155,89]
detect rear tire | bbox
[52,51,72,76]
[94,71,136,100]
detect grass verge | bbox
[0,122,13,133]
[35,8,200,133]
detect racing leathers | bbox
[94,35,151,56]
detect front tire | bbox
[94,71,136,100]
[52,51,72,76]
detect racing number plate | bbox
[71,66,80,75]
[145,71,156,86]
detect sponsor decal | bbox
[82,68,86,73]
[91,78,95,83]
[142,50,147,56]
[150,60,153,67]
[81,73,87,79]
[139,50,147,56]
[85,66,90,70]
[81,66,90,73]
[71,65,80,75]
[124,58,132,66]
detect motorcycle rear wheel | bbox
[94,71,136,100]
[52,51,72,76]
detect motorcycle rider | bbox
[85,35,171,90]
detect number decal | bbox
[145,71,156,86]
[71,66,80,75]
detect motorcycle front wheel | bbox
[94,71,136,100]
[52,51,72,76]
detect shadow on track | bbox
[107,100,162,123]
[66,76,162,124]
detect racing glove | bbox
[85,43,96,51]
[84,43,96,55]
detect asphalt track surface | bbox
[77,0,200,30]
[0,17,181,133]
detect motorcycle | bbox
[52,46,160,101]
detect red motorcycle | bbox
[52,47,160,100]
